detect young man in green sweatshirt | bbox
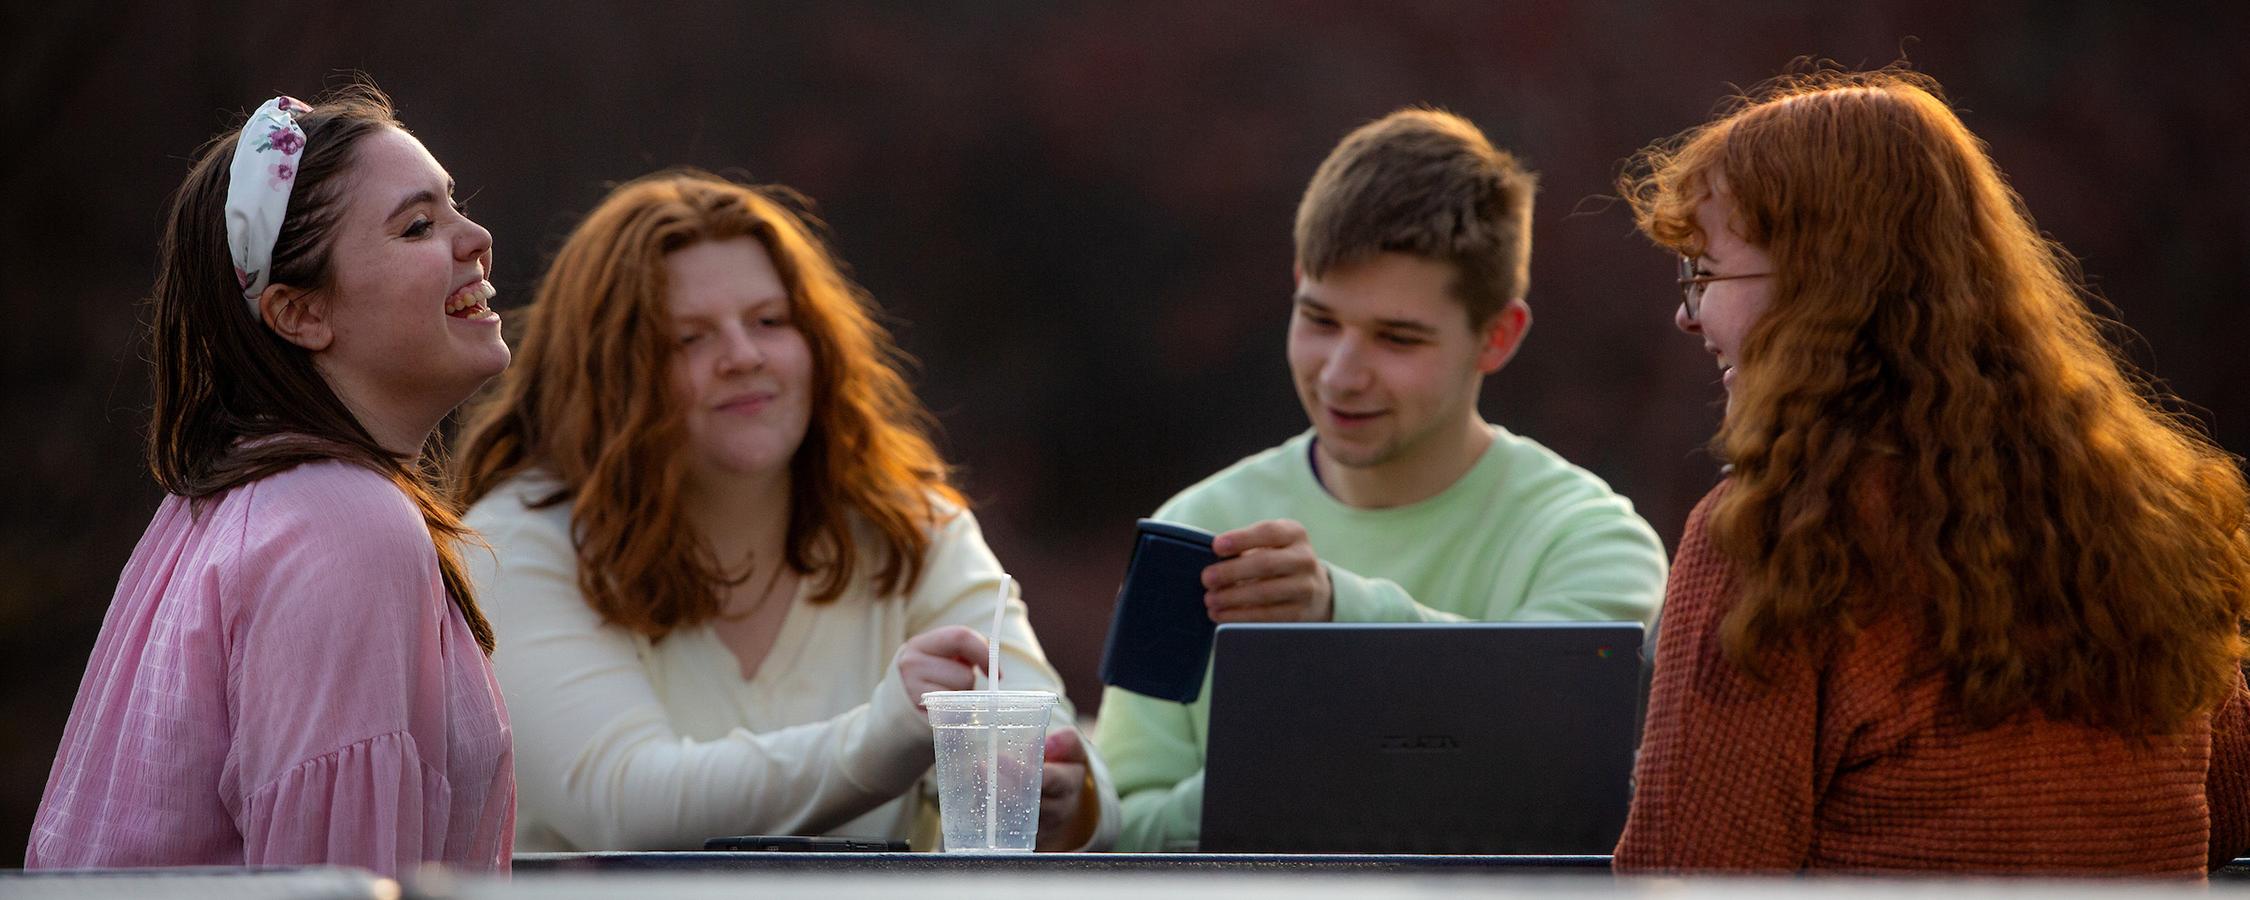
[1092,108,1668,851]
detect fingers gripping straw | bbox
[985,574,1009,849]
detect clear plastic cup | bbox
[922,689,1056,852]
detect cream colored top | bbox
[464,471,1118,852]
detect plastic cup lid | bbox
[920,689,1057,709]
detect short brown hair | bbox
[1293,107,1537,326]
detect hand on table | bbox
[1035,729,1099,850]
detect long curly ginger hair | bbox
[1622,68,2250,736]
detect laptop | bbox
[1198,622,1644,854]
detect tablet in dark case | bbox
[1097,519,1222,703]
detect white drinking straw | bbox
[988,574,1008,688]
[985,574,1010,849]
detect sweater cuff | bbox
[844,661,937,794]
[1160,767,1207,851]
[1327,562,1408,622]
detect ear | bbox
[1474,298,1532,375]
[258,283,333,352]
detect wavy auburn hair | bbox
[152,83,493,653]
[1621,67,2250,735]
[456,170,957,639]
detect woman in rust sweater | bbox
[1612,68,2250,875]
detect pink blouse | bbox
[26,461,514,877]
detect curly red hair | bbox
[1622,67,2250,735]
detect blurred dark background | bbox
[6,0,2247,855]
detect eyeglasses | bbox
[1677,255,1770,321]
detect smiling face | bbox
[1289,252,1509,477]
[1677,187,1775,416]
[665,236,815,489]
[314,127,509,420]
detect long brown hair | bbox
[1621,67,2250,735]
[456,170,958,639]
[150,83,494,653]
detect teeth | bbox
[446,281,496,316]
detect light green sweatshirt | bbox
[1092,425,1667,850]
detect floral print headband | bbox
[225,96,310,310]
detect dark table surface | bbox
[9,858,2250,900]
[514,851,2250,878]
[512,850,1615,874]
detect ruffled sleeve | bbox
[236,731,451,873]
[218,463,481,877]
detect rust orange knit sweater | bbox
[1615,482,2250,875]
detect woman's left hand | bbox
[1034,729,1099,850]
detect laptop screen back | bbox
[1199,622,1643,854]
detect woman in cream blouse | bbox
[455,169,1117,852]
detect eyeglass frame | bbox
[1677,255,1771,321]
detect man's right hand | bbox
[1202,519,1335,623]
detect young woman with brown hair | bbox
[456,170,1116,852]
[29,86,514,875]
[1614,68,2250,875]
